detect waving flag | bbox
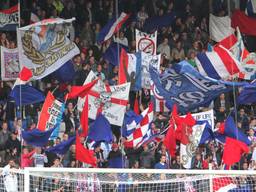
[122,110,143,137]
[103,42,128,66]
[0,4,19,31]
[209,14,234,42]
[79,71,130,126]
[17,18,80,80]
[163,117,176,158]
[124,102,154,148]
[149,61,239,112]
[97,12,130,43]
[88,114,113,143]
[52,60,75,83]
[46,136,75,155]
[22,127,56,147]
[237,81,256,104]
[80,95,89,137]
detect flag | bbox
[30,12,40,24]
[246,0,256,17]
[220,115,251,145]
[143,12,176,32]
[195,46,243,80]
[37,92,64,132]
[122,110,143,137]
[88,114,113,143]
[124,102,154,148]
[102,42,128,66]
[46,136,75,155]
[133,94,140,115]
[9,84,45,106]
[17,18,80,80]
[96,12,130,43]
[222,137,249,166]
[65,79,98,99]
[0,4,19,31]
[231,10,256,36]
[76,134,97,167]
[213,177,237,192]
[118,49,141,90]
[209,14,234,42]
[163,117,176,158]
[149,61,243,113]
[22,127,56,147]
[237,81,256,104]
[151,84,170,113]
[1,46,19,81]
[214,34,237,50]
[136,29,157,55]
[80,95,89,137]
[79,71,130,126]
[52,60,75,83]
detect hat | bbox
[112,143,119,149]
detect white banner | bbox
[136,29,157,55]
[78,71,130,126]
[1,46,19,81]
[141,52,161,89]
[17,18,80,80]
[190,110,214,130]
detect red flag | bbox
[65,79,98,99]
[76,134,97,167]
[214,34,237,50]
[80,95,89,137]
[222,137,249,166]
[231,10,256,36]
[163,117,176,158]
[118,48,128,84]
[37,92,55,131]
[19,67,33,81]
[134,94,140,115]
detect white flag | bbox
[209,14,234,42]
[17,18,80,80]
[136,29,157,55]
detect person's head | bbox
[94,144,101,152]
[67,102,73,111]
[35,147,42,154]
[220,93,225,100]
[2,121,8,131]
[62,133,69,141]
[249,128,255,137]
[8,159,16,168]
[112,143,119,151]
[17,118,22,127]
[53,157,61,166]
[163,37,168,45]
[89,56,95,64]
[160,155,166,163]
[195,153,201,161]
[239,108,245,115]
[55,137,61,145]
[143,144,148,152]
[242,162,248,170]
[11,130,18,140]
[23,147,29,155]
[96,64,102,72]
[132,160,139,168]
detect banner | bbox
[79,71,130,126]
[0,4,19,31]
[136,29,157,55]
[1,46,19,81]
[141,52,160,89]
[17,18,80,80]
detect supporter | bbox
[191,153,203,169]
[5,131,21,161]
[157,37,171,61]
[238,108,250,133]
[107,143,123,168]
[32,147,48,167]
[139,144,155,168]
[21,148,34,168]
[154,155,168,169]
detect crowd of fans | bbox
[0,0,255,172]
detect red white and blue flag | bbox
[0,4,19,31]
[97,12,130,43]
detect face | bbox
[160,156,166,163]
[2,122,8,130]
[249,129,255,136]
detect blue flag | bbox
[122,110,143,137]
[88,114,113,142]
[22,126,57,147]
[143,12,176,32]
[103,42,128,66]
[224,116,251,146]
[46,136,75,155]
[150,61,247,112]
[237,81,256,104]
[49,103,65,140]
[9,84,45,106]
[198,121,215,145]
[52,60,75,83]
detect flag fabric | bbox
[136,29,157,55]
[76,134,97,167]
[9,84,45,106]
[22,127,56,147]
[1,46,19,81]
[222,137,249,166]
[246,0,256,17]
[237,81,256,104]
[209,14,234,42]
[151,84,170,113]
[163,117,176,158]
[143,12,176,32]
[30,12,40,24]
[12,66,33,87]
[102,42,128,66]
[80,95,89,137]
[46,136,75,155]
[96,12,130,43]
[88,113,113,143]
[231,10,256,36]
[79,71,130,126]
[118,49,141,90]
[65,79,98,99]
[124,102,154,148]
[220,115,251,145]
[133,94,140,115]
[213,177,237,192]
[195,46,243,80]
[52,60,75,83]
[0,4,19,31]
[17,18,80,80]
[149,61,241,113]
[141,52,161,89]
[37,92,64,132]
[122,110,144,137]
